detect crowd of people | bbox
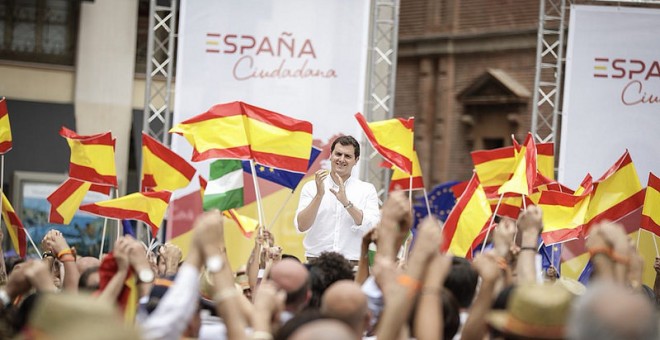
[0,136,658,339]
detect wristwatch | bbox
[138,269,155,283]
[344,201,353,209]
[206,255,224,273]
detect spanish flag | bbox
[223,209,258,238]
[79,191,171,236]
[498,133,537,196]
[471,146,515,193]
[242,102,313,173]
[537,143,555,180]
[141,133,196,191]
[539,190,591,245]
[441,174,493,258]
[641,172,660,237]
[198,175,207,202]
[0,98,13,154]
[355,113,414,174]
[584,150,644,234]
[389,150,424,191]
[171,101,313,173]
[98,253,138,323]
[48,178,92,224]
[60,127,117,187]
[1,192,26,257]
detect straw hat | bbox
[487,283,572,339]
[19,293,141,340]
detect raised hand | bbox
[314,169,329,197]
[329,171,349,206]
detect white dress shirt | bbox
[295,175,380,261]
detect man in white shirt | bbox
[295,136,380,263]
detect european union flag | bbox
[541,243,562,275]
[122,219,136,238]
[578,260,593,285]
[411,181,460,231]
[242,146,322,191]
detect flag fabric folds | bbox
[48,178,93,224]
[641,172,660,237]
[141,133,196,192]
[60,127,117,187]
[441,175,493,258]
[204,160,244,211]
[98,253,138,322]
[389,150,425,191]
[79,191,171,236]
[539,190,591,245]
[0,98,13,154]
[584,150,644,233]
[170,101,313,173]
[242,145,322,191]
[536,143,555,180]
[412,181,460,231]
[1,192,26,257]
[355,113,414,174]
[498,133,537,196]
[471,146,516,192]
[223,209,259,238]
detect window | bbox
[0,0,79,66]
[482,137,504,150]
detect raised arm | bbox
[295,170,327,232]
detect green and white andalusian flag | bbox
[203,160,243,211]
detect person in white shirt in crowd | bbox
[295,136,380,264]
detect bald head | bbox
[269,259,310,311]
[320,280,368,336]
[289,319,355,340]
[76,256,101,273]
[568,282,659,340]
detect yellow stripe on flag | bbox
[68,141,117,177]
[171,115,249,155]
[446,180,492,257]
[55,181,92,224]
[475,157,515,188]
[246,117,313,161]
[586,161,641,222]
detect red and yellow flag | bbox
[471,146,516,193]
[536,142,555,180]
[641,172,660,237]
[498,133,537,196]
[198,175,207,202]
[441,174,493,258]
[355,113,414,174]
[389,150,424,191]
[48,178,92,224]
[0,98,13,154]
[98,253,138,323]
[584,150,644,234]
[61,127,117,187]
[1,192,26,257]
[141,133,196,192]
[79,191,171,236]
[223,209,258,238]
[170,101,313,173]
[539,190,591,245]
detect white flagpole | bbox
[422,188,432,217]
[24,229,41,257]
[249,160,266,227]
[408,175,413,207]
[98,188,114,259]
[636,229,641,250]
[481,192,504,255]
[653,233,659,258]
[267,191,295,231]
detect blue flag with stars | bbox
[541,243,562,276]
[412,180,460,230]
[242,146,322,191]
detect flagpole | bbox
[422,188,432,217]
[267,190,295,231]
[99,188,114,259]
[23,228,41,257]
[653,232,659,258]
[0,155,4,194]
[636,229,641,249]
[408,175,413,207]
[249,160,266,227]
[481,193,504,255]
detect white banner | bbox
[173,0,371,194]
[559,5,660,187]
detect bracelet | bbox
[396,274,422,293]
[42,252,54,259]
[520,246,537,253]
[344,201,353,209]
[251,331,274,340]
[59,254,75,263]
[57,248,73,259]
[213,289,239,304]
[610,251,630,265]
[588,246,612,259]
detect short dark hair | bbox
[331,136,360,159]
[444,257,479,308]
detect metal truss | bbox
[531,0,567,146]
[360,0,401,202]
[143,0,178,145]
